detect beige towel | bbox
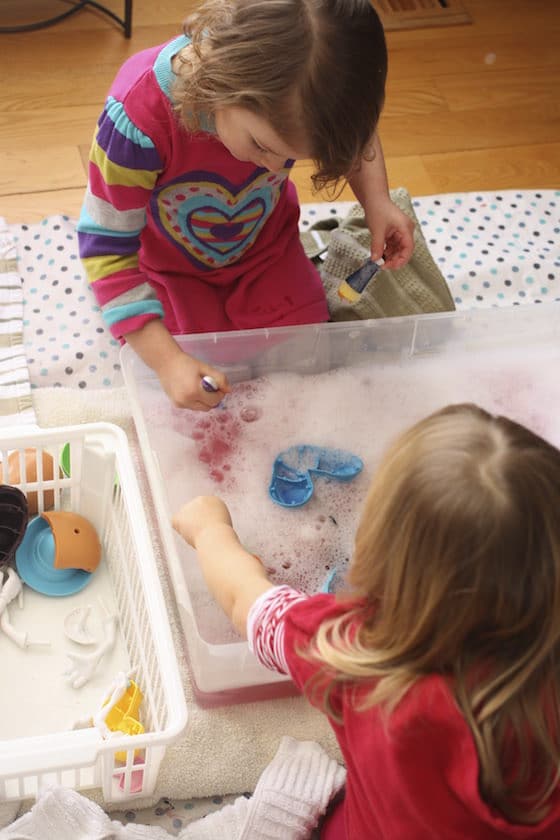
[302,188,455,320]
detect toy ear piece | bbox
[0,484,28,568]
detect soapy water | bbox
[142,341,560,644]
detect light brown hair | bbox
[308,403,560,824]
[172,0,387,189]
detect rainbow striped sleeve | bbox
[77,96,165,338]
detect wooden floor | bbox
[1,0,559,222]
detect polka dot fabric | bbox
[413,190,560,309]
[13,190,560,391]
[14,215,122,390]
[299,189,560,310]
[110,793,245,835]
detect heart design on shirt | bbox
[152,170,286,270]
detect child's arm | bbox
[348,133,415,270]
[78,86,230,411]
[172,496,275,637]
[126,320,229,410]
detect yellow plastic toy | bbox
[94,671,145,762]
[103,680,144,736]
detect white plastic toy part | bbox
[65,601,118,689]
[64,605,96,645]
[0,567,50,650]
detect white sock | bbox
[239,737,345,839]
[179,737,345,840]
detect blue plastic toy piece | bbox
[269,445,363,508]
[320,569,338,593]
[16,516,92,597]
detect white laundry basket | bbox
[0,423,187,803]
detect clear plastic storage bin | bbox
[0,423,188,802]
[121,302,560,706]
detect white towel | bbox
[1,738,345,840]
[0,785,171,839]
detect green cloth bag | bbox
[301,187,455,320]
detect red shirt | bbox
[248,588,560,839]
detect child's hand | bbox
[347,134,416,271]
[368,198,416,271]
[126,320,230,410]
[172,495,232,549]
[157,351,230,411]
[173,496,271,636]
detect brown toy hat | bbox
[0,484,29,568]
[41,511,101,573]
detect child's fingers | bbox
[172,496,231,543]
[370,233,386,263]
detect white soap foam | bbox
[142,340,560,644]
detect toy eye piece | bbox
[73,528,80,535]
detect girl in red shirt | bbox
[173,402,560,838]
